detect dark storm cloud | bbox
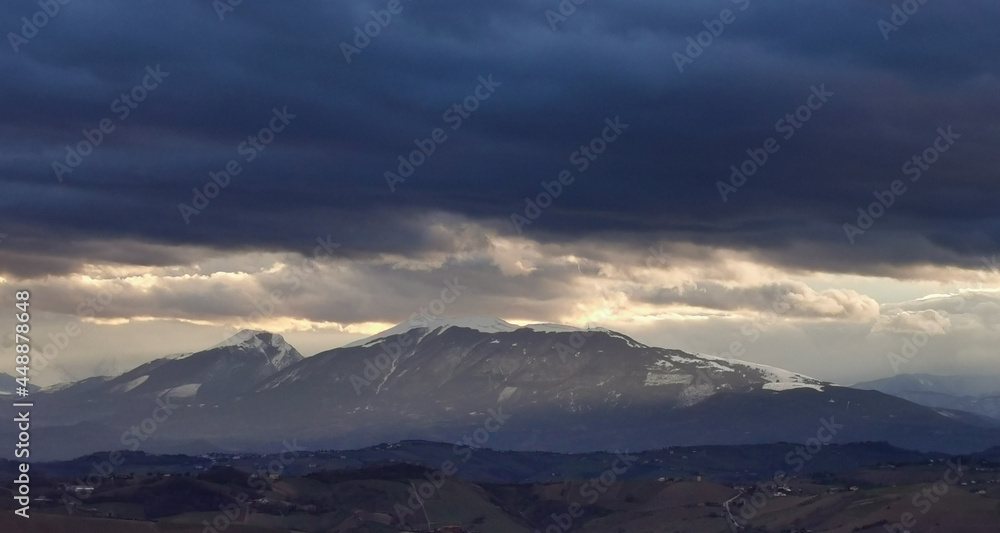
[2,0,998,277]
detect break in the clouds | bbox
[1,1,998,384]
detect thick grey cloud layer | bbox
[1,0,998,278]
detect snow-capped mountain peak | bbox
[210,329,302,371]
[344,316,624,349]
[214,329,274,349]
[344,316,520,348]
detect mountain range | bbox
[0,372,39,397]
[5,317,1000,460]
[854,373,1000,421]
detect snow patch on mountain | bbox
[603,331,647,348]
[161,383,201,398]
[695,354,828,391]
[742,362,827,391]
[213,329,268,349]
[114,375,149,393]
[498,386,518,402]
[678,384,715,407]
[671,354,736,374]
[763,382,824,392]
[646,359,693,387]
[40,382,75,393]
[645,373,693,386]
[645,352,827,398]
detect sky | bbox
[1,0,998,387]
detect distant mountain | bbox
[0,372,39,396]
[13,440,959,487]
[7,319,1000,460]
[27,330,303,429]
[853,373,1000,420]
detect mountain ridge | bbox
[854,373,1000,420]
[0,371,39,396]
[5,319,1000,460]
